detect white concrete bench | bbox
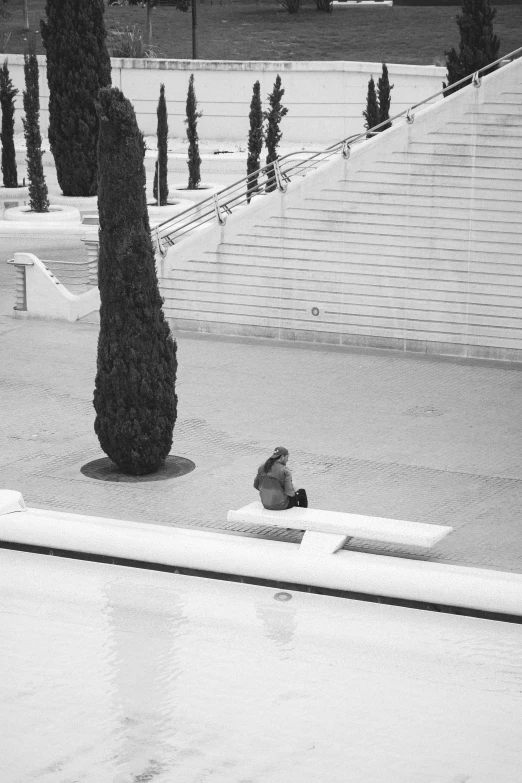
[227,501,453,555]
[0,489,26,516]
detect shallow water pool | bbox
[2,549,522,782]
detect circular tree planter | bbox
[51,194,99,212]
[168,183,221,204]
[147,197,195,226]
[0,184,29,202]
[4,204,82,223]
[81,454,195,482]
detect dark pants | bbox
[287,488,308,508]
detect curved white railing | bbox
[152,46,522,256]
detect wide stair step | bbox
[295,195,522,221]
[287,204,522,231]
[165,263,522,301]
[234,225,521,255]
[160,56,522,359]
[217,242,522,274]
[322,182,522,204]
[406,141,522,158]
[353,161,522,181]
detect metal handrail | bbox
[152,45,522,255]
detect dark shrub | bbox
[0,59,18,187]
[264,74,288,193]
[153,83,169,205]
[444,0,500,95]
[22,44,49,212]
[94,86,178,476]
[279,0,300,12]
[377,63,393,131]
[363,76,379,138]
[41,0,111,196]
[246,80,264,203]
[185,74,202,190]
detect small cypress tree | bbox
[185,74,202,190]
[444,0,500,96]
[22,44,49,212]
[363,76,379,139]
[94,86,178,476]
[246,80,264,203]
[264,74,288,194]
[377,63,393,132]
[0,59,18,187]
[41,0,111,197]
[153,83,169,206]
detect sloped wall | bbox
[159,57,522,362]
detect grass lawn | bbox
[1,0,521,65]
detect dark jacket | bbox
[254,461,296,510]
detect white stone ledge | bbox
[0,222,91,234]
[4,204,81,223]
[1,53,446,77]
[1,503,521,617]
[110,58,445,77]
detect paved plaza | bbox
[2,165,522,576]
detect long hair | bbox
[263,455,279,474]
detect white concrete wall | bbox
[159,57,522,362]
[1,54,445,144]
[1,502,522,616]
[11,252,100,322]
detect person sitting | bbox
[253,446,308,511]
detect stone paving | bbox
[1,311,522,574]
[2,165,522,576]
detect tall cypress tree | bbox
[41,0,111,197]
[0,59,18,187]
[153,83,169,206]
[363,76,379,138]
[22,44,49,212]
[377,63,393,132]
[185,74,201,190]
[264,75,288,194]
[246,80,263,203]
[445,0,500,96]
[94,87,178,476]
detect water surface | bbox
[2,549,522,782]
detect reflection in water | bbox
[2,550,522,783]
[256,594,298,657]
[436,631,522,693]
[1,568,120,783]
[105,582,189,782]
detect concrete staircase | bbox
[159,57,522,362]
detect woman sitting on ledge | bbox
[254,446,308,511]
